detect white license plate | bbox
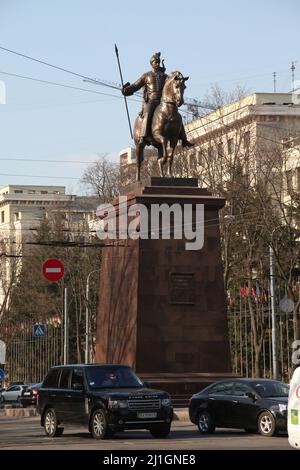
[137,412,157,419]
[24,392,31,396]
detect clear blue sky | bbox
[0,0,299,194]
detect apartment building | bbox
[0,185,98,308]
[184,92,300,182]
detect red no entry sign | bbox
[42,259,64,282]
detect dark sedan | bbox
[20,383,42,408]
[189,379,289,437]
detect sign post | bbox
[42,259,67,362]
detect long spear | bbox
[115,44,133,139]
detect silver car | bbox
[0,384,28,403]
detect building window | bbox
[208,147,214,160]
[14,212,20,221]
[243,131,250,150]
[286,170,293,193]
[227,138,234,155]
[14,189,23,194]
[217,142,224,157]
[189,153,197,169]
[198,149,206,165]
[1,211,4,223]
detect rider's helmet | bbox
[150,52,161,65]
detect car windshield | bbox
[85,366,144,389]
[252,381,289,397]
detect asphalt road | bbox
[0,415,293,450]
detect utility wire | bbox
[0,45,120,90]
[0,70,141,103]
[3,208,293,245]
[0,157,103,164]
[0,172,80,180]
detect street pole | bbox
[269,245,279,380]
[85,278,89,364]
[85,270,100,364]
[64,287,68,365]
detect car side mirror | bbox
[72,383,84,391]
[246,392,256,401]
[143,381,150,388]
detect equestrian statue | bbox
[120,52,193,181]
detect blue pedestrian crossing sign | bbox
[33,324,46,337]
[0,368,5,381]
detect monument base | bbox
[95,178,233,402]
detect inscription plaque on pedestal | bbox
[169,273,195,305]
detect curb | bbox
[4,408,38,417]
[2,407,187,420]
[173,409,189,421]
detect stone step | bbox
[4,407,37,417]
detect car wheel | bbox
[197,410,215,434]
[149,423,171,438]
[44,408,62,437]
[258,411,277,437]
[90,409,109,439]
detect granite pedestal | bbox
[95,178,234,399]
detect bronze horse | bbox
[134,71,189,181]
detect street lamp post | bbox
[85,269,100,364]
[269,244,279,380]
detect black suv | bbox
[37,364,173,439]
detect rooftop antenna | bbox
[291,61,297,91]
[273,72,277,92]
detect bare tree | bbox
[0,240,21,325]
[81,154,120,202]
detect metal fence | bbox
[228,284,294,383]
[1,316,62,385]
[0,285,295,385]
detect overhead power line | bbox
[0,70,140,103]
[0,45,120,91]
[0,157,102,164]
[0,172,80,180]
[0,45,215,112]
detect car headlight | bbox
[162,398,172,406]
[278,404,287,413]
[108,399,127,409]
[118,400,128,408]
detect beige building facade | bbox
[183,92,300,185]
[0,185,98,310]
